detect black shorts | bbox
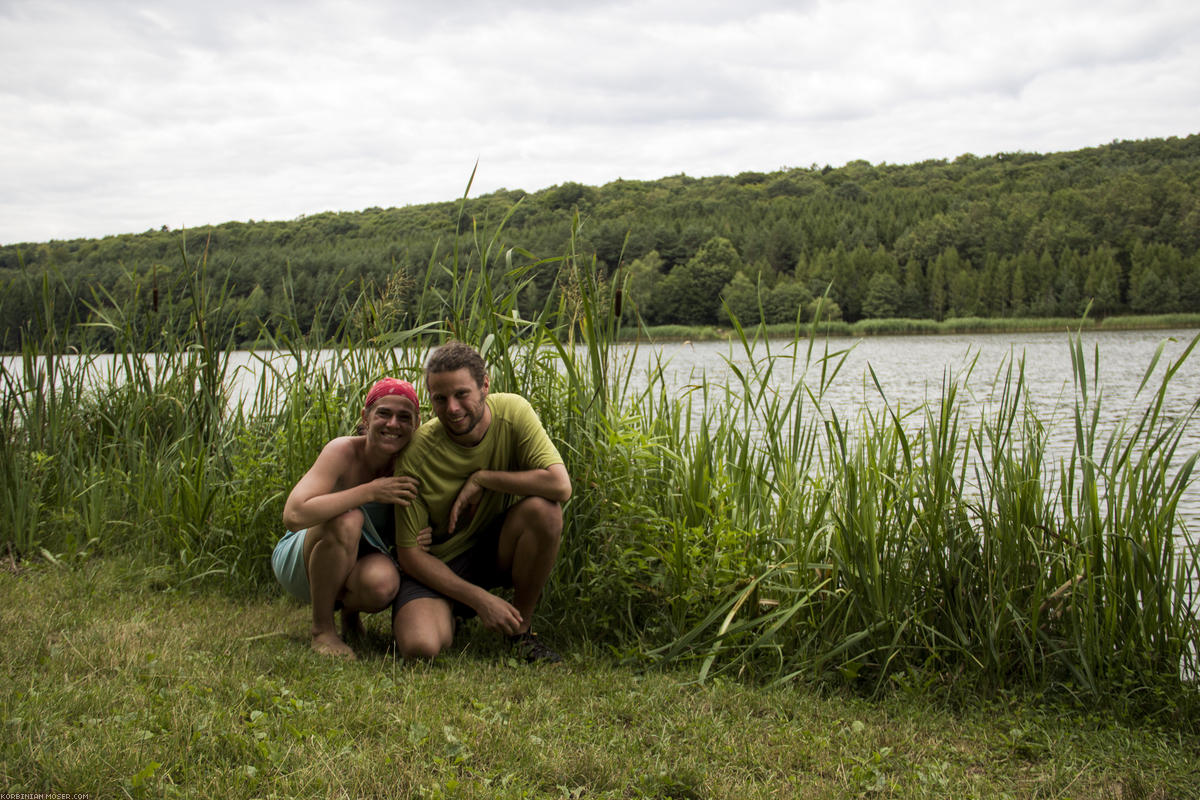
[393,514,513,617]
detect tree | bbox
[1055,248,1087,316]
[976,253,1006,317]
[1179,253,1200,311]
[1129,242,1185,313]
[1027,251,1059,317]
[807,296,843,322]
[927,247,963,321]
[1083,246,1122,316]
[1128,269,1178,313]
[763,276,812,323]
[803,243,874,322]
[624,250,668,324]
[762,220,803,274]
[238,284,270,341]
[899,258,927,318]
[862,271,901,319]
[1009,252,1037,316]
[1127,248,1181,313]
[721,270,760,324]
[657,236,743,325]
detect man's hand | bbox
[474,592,524,636]
[367,476,420,506]
[447,473,483,533]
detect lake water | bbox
[636,328,1199,426]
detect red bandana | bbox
[362,378,418,421]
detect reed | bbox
[620,314,1200,343]
[2,205,1197,709]
[1099,312,1200,330]
[850,317,944,336]
[644,323,1199,705]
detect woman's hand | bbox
[367,476,420,506]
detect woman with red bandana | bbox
[272,378,431,659]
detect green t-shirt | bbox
[393,393,564,561]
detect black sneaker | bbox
[508,631,562,663]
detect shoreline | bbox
[4,315,1199,357]
[617,314,1200,343]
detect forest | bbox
[2,134,1198,350]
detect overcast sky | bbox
[2,0,1198,245]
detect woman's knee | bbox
[311,508,365,552]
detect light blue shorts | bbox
[271,503,393,603]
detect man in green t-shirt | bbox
[391,341,572,662]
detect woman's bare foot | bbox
[311,630,357,659]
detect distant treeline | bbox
[2,134,1199,350]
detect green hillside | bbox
[2,135,1198,348]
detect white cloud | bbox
[1,0,1198,243]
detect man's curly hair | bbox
[424,341,487,387]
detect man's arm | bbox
[393,545,524,635]
[447,463,571,533]
[472,463,571,502]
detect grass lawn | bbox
[2,558,1198,799]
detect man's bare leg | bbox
[392,596,455,660]
[497,497,563,634]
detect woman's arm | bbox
[282,438,418,531]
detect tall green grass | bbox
[1,201,1197,711]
